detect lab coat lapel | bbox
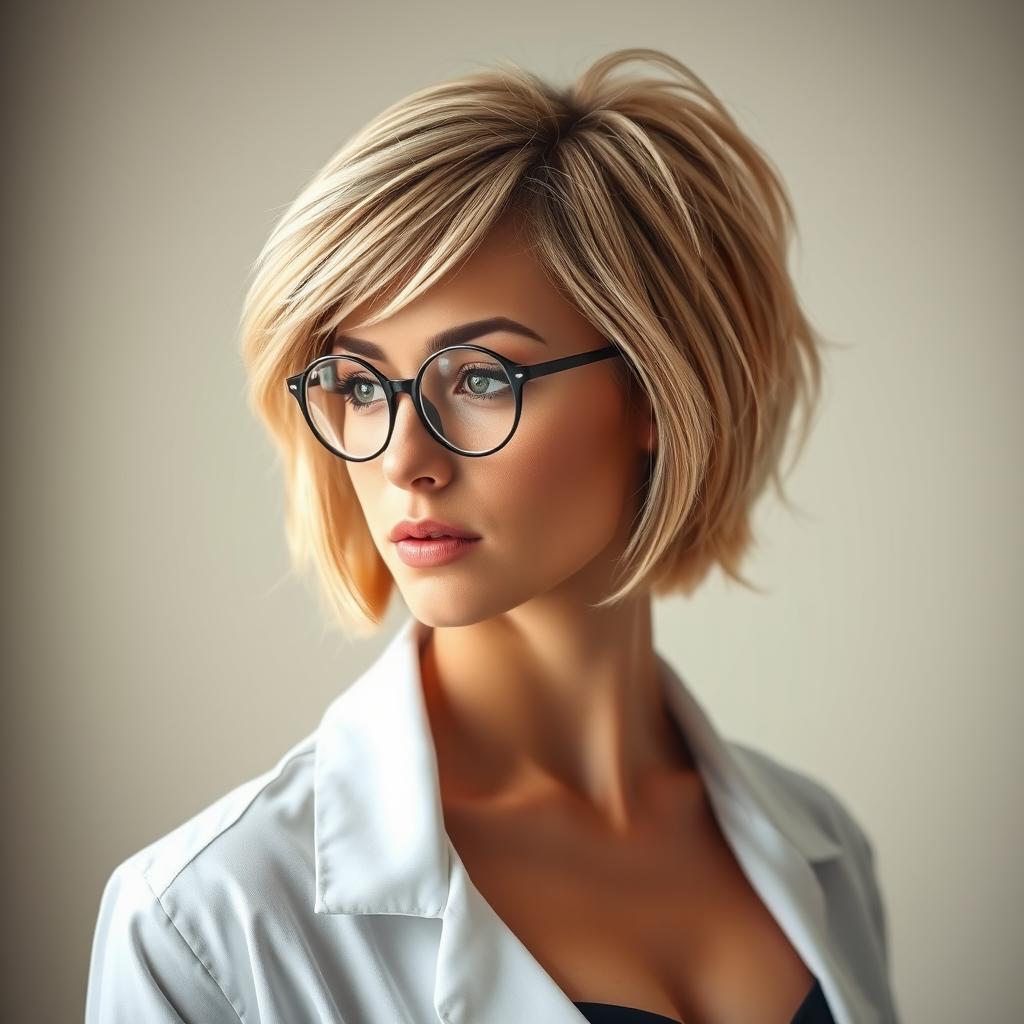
[433,844,589,1023]
[658,655,880,1024]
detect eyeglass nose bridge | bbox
[387,376,447,447]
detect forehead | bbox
[331,316,548,366]
[334,216,583,342]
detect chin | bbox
[400,580,526,630]
[404,603,485,630]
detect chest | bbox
[442,786,816,1024]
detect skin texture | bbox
[333,213,814,1023]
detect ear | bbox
[643,409,657,454]
[632,390,657,455]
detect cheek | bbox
[494,379,634,560]
[343,465,382,545]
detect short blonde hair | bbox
[239,47,829,637]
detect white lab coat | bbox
[85,613,899,1023]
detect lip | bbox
[388,518,481,543]
[394,536,481,568]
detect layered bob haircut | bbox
[239,47,829,637]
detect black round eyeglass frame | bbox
[285,342,624,461]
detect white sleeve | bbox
[844,811,901,1024]
[858,827,891,972]
[85,858,242,1023]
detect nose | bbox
[378,388,457,488]
[387,387,447,455]
[419,393,445,436]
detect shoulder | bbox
[87,731,320,1022]
[727,739,878,863]
[129,730,319,899]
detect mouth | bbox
[393,535,482,568]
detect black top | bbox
[573,974,836,1023]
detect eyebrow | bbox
[330,316,547,362]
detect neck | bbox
[419,595,698,835]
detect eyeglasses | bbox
[286,342,623,461]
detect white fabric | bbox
[85,613,899,1023]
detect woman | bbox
[86,47,898,1023]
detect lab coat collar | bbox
[313,613,842,917]
[312,614,873,1023]
[313,613,451,917]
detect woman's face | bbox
[332,216,655,627]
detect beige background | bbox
[4,1,1021,1021]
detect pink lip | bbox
[388,518,480,543]
[395,536,481,568]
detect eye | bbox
[455,365,511,399]
[336,370,385,409]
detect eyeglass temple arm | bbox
[286,365,335,400]
[517,344,622,383]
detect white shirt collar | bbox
[312,612,844,919]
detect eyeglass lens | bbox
[305,347,517,458]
